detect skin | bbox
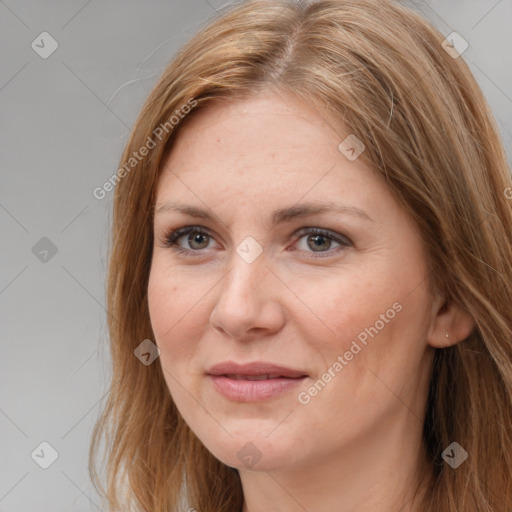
[148,90,474,512]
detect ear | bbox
[427,297,475,348]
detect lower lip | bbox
[208,375,307,402]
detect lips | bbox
[207,361,308,379]
[225,374,289,380]
[206,362,309,401]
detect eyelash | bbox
[158,225,352,259]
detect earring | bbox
[445,331,449,338]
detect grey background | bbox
[1,1,511,511]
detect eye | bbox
[158,225,352,258]
[159,226,219,255]
[291,227,352,257]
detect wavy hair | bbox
[89,0,512,510]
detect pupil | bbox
[308,234,330,251]
[190,233,208,249]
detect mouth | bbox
[222,373,302,381]
[207,361,309,402]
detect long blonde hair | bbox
[89,1,512,510]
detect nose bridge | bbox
[210,242,284,338]
[220,245,270,309]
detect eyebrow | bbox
[154,201,373,227]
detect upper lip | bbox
[207,361,308,378]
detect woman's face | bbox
[148,91,438,472]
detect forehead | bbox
[153,91,395,228]
[170,92,344,158]
[158,92,370,187]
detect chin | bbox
[210,441,293,472]
[191,424,303,472]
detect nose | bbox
[209,251,286,341]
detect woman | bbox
[89,0,512,510]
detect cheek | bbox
[305,265,429,374]
[147,270,174,341]
[147,263,198,363]
[148,270,205,411]
[299,271,390,346]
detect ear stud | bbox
[445,331,449,338]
